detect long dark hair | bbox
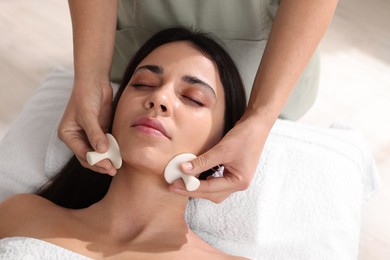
[37,28,247,209]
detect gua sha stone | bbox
[164,153,200,192]
[86,133,122,169]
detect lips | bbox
[132,117,170,138]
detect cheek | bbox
[111,93,138,143]
[202,101,226,151]
[122,146,172,174]
[175,111,222,155]
[111,100,127,136]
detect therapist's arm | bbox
[59,0,119,175]
[176,0,339,203]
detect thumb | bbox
[180,148,220,176]
[82,116,109,153]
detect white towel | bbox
[0,237,90,259]
[186,120,379,259]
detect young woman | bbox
[59,1,338,203]
[0,28,247,259]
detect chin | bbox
[121,146,172,174]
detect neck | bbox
[81,164,190,241]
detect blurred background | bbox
[300,1,390,259]
[0,0,389,258]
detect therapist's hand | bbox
[58,79,117,175]
[170,112,271,203]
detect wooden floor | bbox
[0,0,389,259]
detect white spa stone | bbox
[86,133,122,169]
[164,153,200,192]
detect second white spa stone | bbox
[164,153,200,192]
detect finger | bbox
[58,120,115,175]
[180,147,223,176]
[93,159,117,176]
[58,129,92,162]
[170,174,240,202]
[77,156,117,176]
[80,115,109,153]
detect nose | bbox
[144,87,172,115]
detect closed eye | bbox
[131,83,155,88]
[183,96,204,107]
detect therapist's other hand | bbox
[171,112,269,203]
[58,79,117,175]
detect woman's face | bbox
[112,41,225,173]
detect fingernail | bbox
[181,162,193,171]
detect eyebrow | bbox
[135,65,163,74]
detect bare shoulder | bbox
[187,242,248,260]
[0,194,63,237]
[0,193,54,215]
[186,231,249,260]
